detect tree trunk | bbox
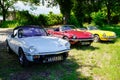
[63,12,70,24]
[2,8,6,21]
[106,2,111,24]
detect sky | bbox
[14,1,60,15]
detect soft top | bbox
[14,25,42,30]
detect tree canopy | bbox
[0,0,120,26]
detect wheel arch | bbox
[18,47,24,55]
[94,34,99,36]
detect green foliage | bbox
[38,14,48,26]
[47,12,63,26]
[91,11,106,26]
[111,15,120,24]
[73,0,85,27]
[0,20,22,28]
[0,11,63,28]
[0,0,17,21]
[68,13,80,27]
[16,11,39,25]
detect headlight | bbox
[102,33,107,38]
[90,34,94,38]
[29,46,36,53]
[72,35,76,39]
[65,42,70,49]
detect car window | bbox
[61,25,76,31]
[79,28,87,30]
[18,27,47,38]
[62,26,72,31]
[88,26,98,30]
[54,28,59,31]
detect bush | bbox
[68,14,80,27]
[0,20,21,28]
[91,11,106,26]
[111,15,120,24]
[0,11,63,28]
[38,14,48,26]
[47,12,63,26]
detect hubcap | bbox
[94,36,99,42]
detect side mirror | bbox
[11,34,14,38]
[47,33,52,36]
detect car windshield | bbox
[62,25,75,31]
[19,27,47,38]
[88,26,98,30]
[79,28,87,30]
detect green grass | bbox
[0,25,120,80]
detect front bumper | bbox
[100,36,116,41]
[70,38,94,42]
[33,52,68,63]
[25,49,70,63]
[69,38,93,44]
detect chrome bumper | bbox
[69,38,94,42]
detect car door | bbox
[53,28,63,38]
[8,33,17,53]
[13,29,23,54]
[8,29,20,54]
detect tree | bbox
[102,0,120,24]
[73,0,84,27]
[73,0,102,26]
[0,0,17,21]
[56,0,74,24]
[46,0,74,24]
[16,0,74,25]
[83,0,102,23]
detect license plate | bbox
[43,56,63,63]
[81,42,90,45]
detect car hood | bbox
[66,30,92,38]
[21,36,69,53]
[88,30,116,36]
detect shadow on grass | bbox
[0,42,93,80]
[71,44,99,51]
[99,41,116,44]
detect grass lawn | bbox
[0,25,120,80]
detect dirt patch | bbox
[0,28,13,43]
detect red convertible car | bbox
[47,25,94,46]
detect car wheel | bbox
[63,36,69,41]
[94,35,100,42]
[62,52,68,61]
[6,42,13,54]
[19,49,29,67]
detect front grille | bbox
[33,52,68,63]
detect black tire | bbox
[19,48,29,67]
[94,35,100,42]
[6,42,13,54]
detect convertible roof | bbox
[14,25,42,30]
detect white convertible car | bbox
[6,25,70,66]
